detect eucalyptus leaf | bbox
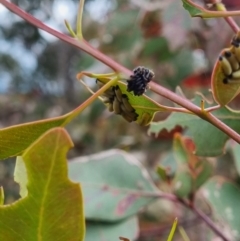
[211,56,240,106]
[69,149,158,221]
[0,116,69,160]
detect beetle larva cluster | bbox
[127,66,155,96]
[96,79,139,122]
[219,32,240,84]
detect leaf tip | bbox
[119,237,130,241]
[64,19,77,38]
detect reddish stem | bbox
[205,0,240,33]
[178,198,230,241]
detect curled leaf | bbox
[211,54,240,106]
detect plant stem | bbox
[157,193,230,241]
[205,0,240,33]
[191,204,230,241]
[76,0,85,39]
[205,105,221,112]
[224,17,240,33]
[1,0,240,143]
[62,77,118,125]
[176,198,230,241]
[185,0,240,18]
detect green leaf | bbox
[173,171,193,198]
[85,216,139,241]
[202,177,240,240]
[117,81,166,125]
[173,134,189,166]
[0,114,69,160]
[68,149,158,221]
[0,128,85,241]
[148,94,240,156]
[156,165,168,181]
[182,0,203,17]
[194,160,212,190]
[168,134,212,197]
[211,58,240,106]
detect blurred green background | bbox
[1,0,240,240]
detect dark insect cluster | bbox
[127,66,155,96]
[96,80,139,123]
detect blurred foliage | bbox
[149,93,240,156]
[1,0,240,240]
[69,150,158,221]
